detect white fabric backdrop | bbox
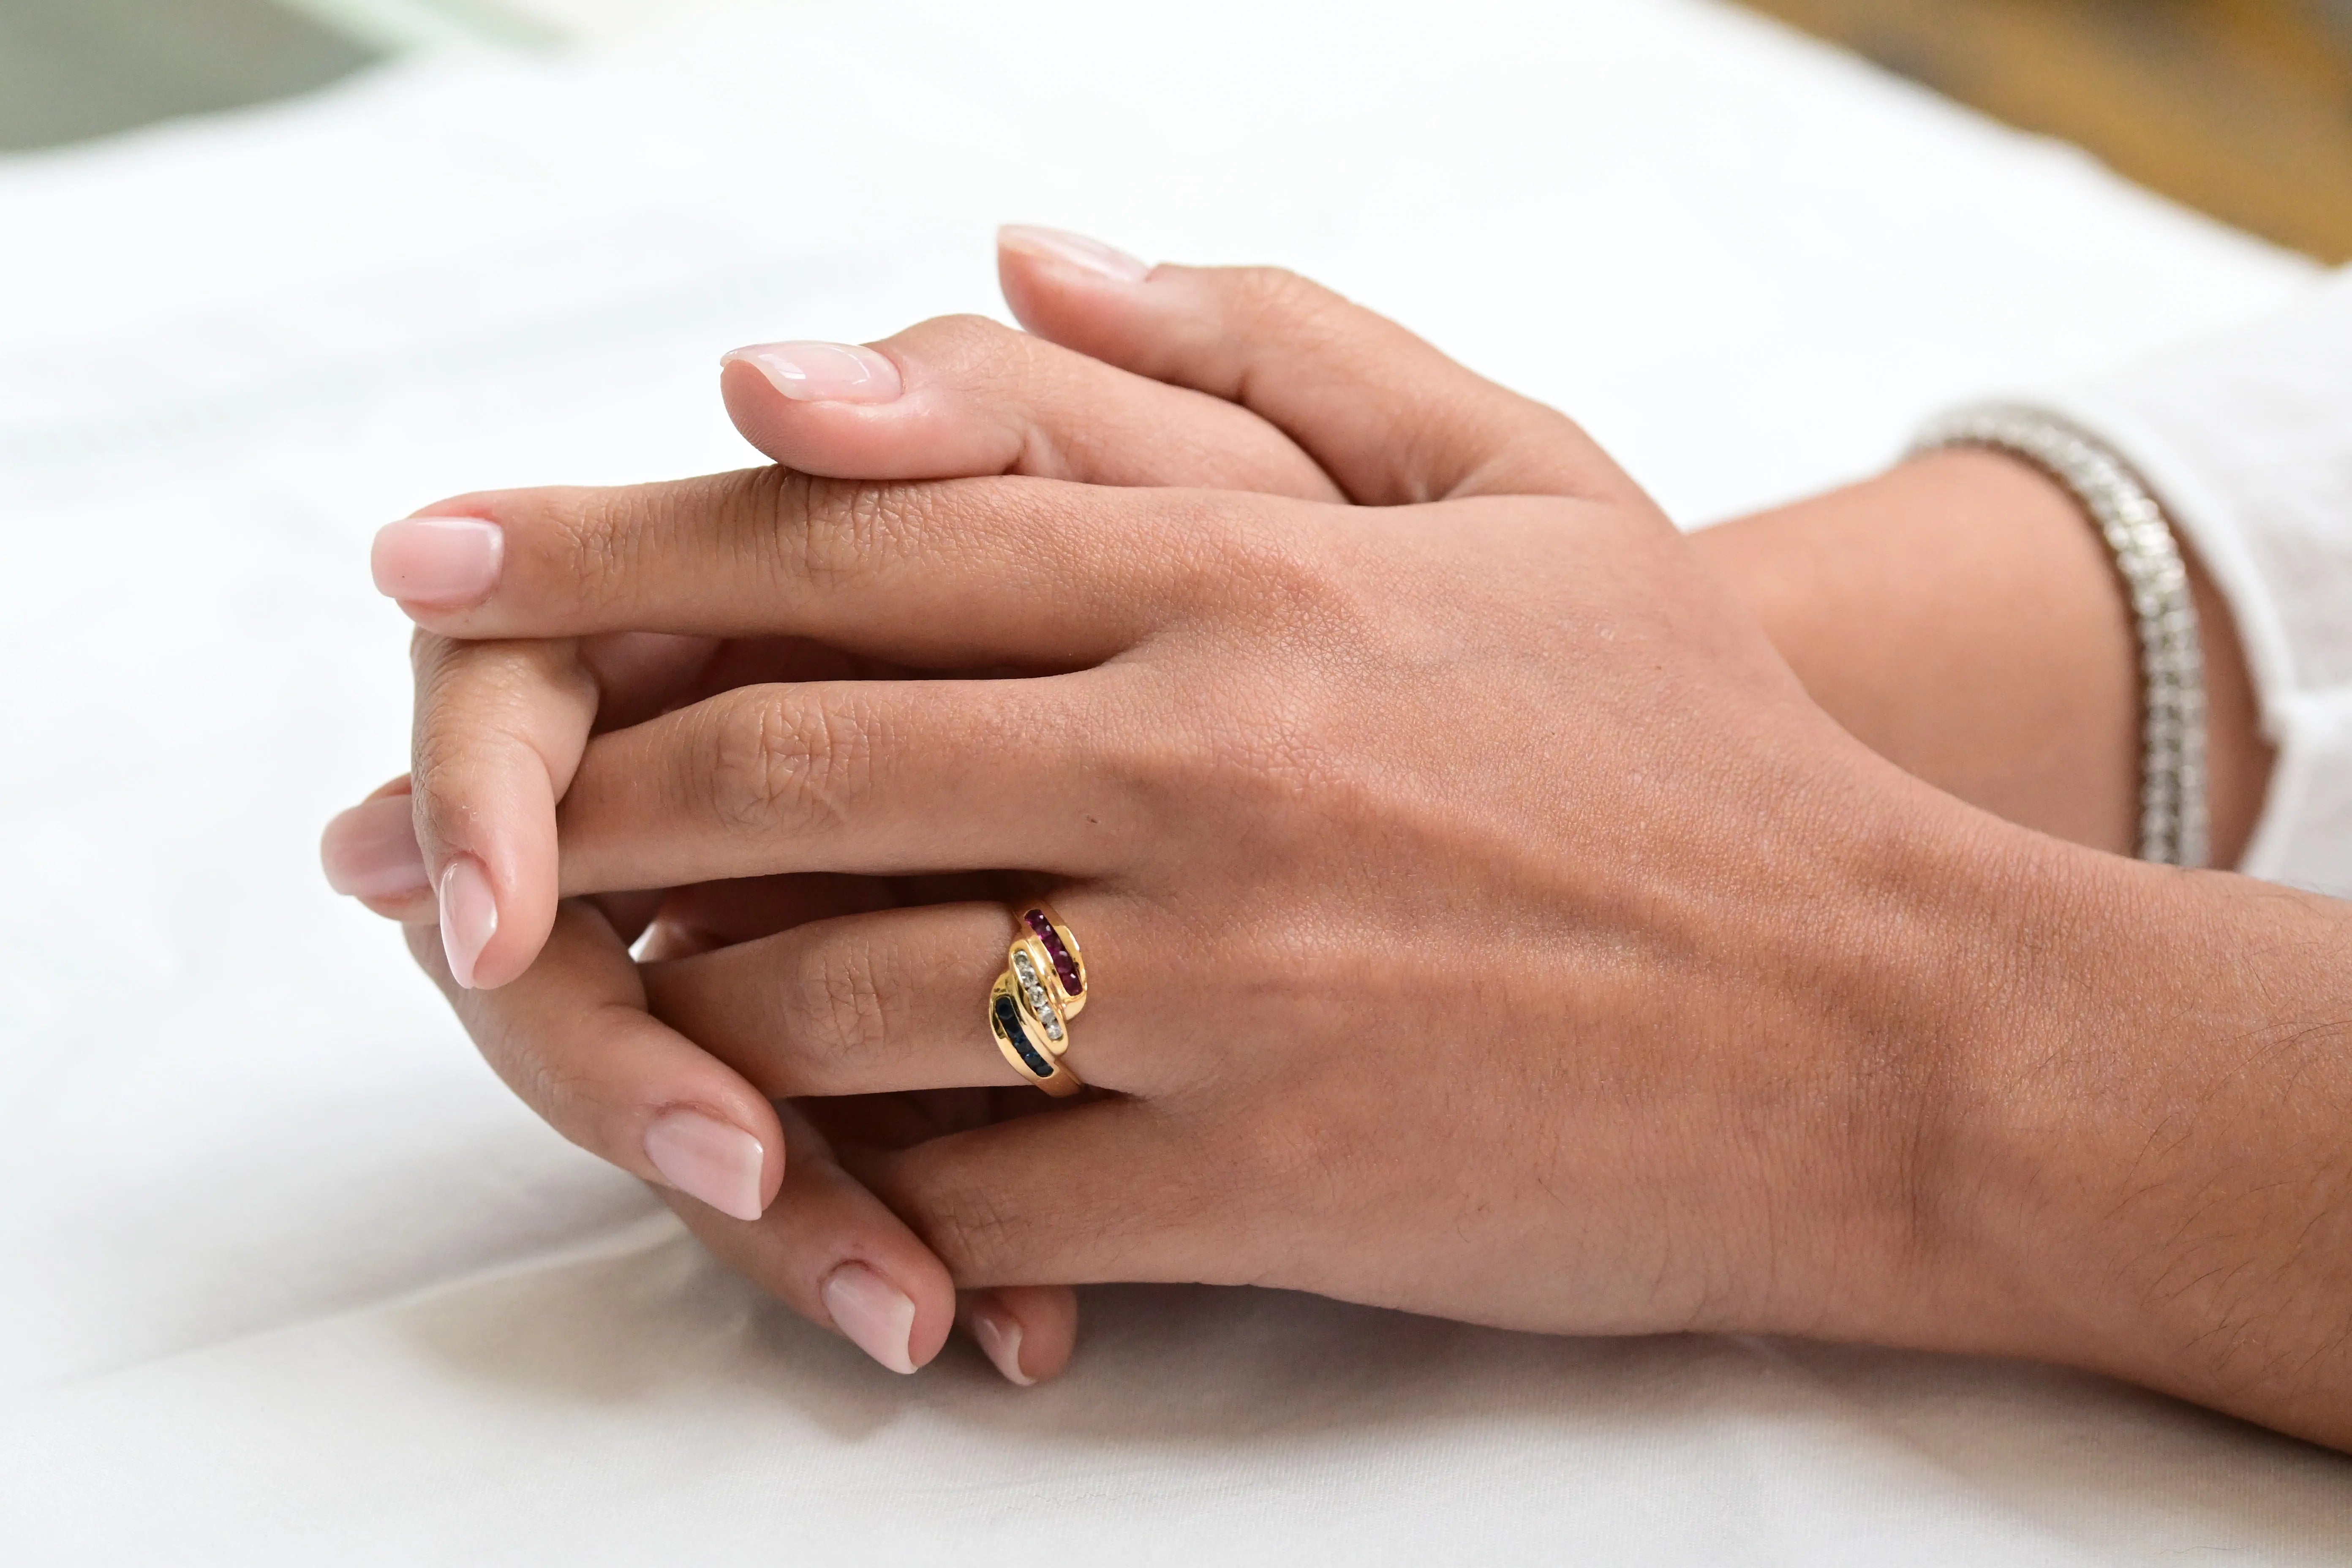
[3,0,2347,1560]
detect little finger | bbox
[658,1099,961,1375]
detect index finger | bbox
[377,468,1187,663]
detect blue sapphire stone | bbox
[994,994,1055,1079]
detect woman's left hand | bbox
[327,232,1361,1383]
[375,266,2017,1350]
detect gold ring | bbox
[987,904,1088,1096]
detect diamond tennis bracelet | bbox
[1908,405,2208,868]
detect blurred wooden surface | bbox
[1737,0,2352,260]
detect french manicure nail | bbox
[719,341,903,404]
[436,854,498,989]
[821,1262,918,1375]
[644,1108,767,1222]
[998,224,1151,282]
[968,1300,1034,1386]
[371,516,504,606]
[320,795,429,898]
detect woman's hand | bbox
[326,238,2352,1451]
[353,253,2029,1358]
[327,233,2253,1380]
[322,230,1373,1380]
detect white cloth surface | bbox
[2,0,2347,1560]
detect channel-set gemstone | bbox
[993,993,1055,1079]
[1023,909,1083,996]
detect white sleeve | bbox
[2022,270,2352,896]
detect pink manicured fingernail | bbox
[719,341,903,403]
[320,795,428,899]
[821,1262,918,1374]
[998,224,1150,282]
[644,1108,767,1222]
[436,854,498,989]
[968,1301,1034,1386]
[371,517,504,606]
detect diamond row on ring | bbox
[1012,948,1064,1042]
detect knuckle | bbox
[783,473,920,588]
[503,1036,593,1129]
[1224,265,1345,333]
[893,1132,1186,1285]
[700,686,874,835]
[1174,497,1365,643]
[544,485,646,613]
[1223,520,1349,615]
[407,662,507,824]
[898,1160,1036,1281]
[406,639,589,832]
[776,926,900,1080]
[1099,654,1346,839]
[533,470,789,614]
[504,1024,636,1157]
[461,987,597,1125]
[900,312,1025,372]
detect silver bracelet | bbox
[1907,405,2208,868]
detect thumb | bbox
[996,225,1640,508]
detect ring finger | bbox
[640,893,1167,1101]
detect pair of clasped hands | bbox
[316,226,2073,1391]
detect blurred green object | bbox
[0,0,381,150]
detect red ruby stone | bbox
[1024,908,1083,995]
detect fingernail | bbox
[644,1108,768,1222]
[371,516,504,606]
[320,795,429,899]
[998,224,1150,282]
[436,854,498,989]
[821,1262,918,1375]
[719,341,903,404]
[968,1299,1034,1386]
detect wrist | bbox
[1821,815,2352,1448]
[1718,770,2057,1351]
[1691,452,2273,866]
[1745,793,2174,1367]
[1790,804,2099,1357]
